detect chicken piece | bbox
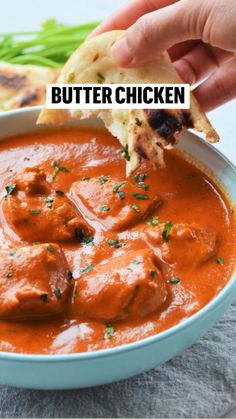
[75,248,167,321]
[145,222,218,268]
[71,175,161,231]
[2,168,92,243]
[0,243,73,319]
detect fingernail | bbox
[111,38,133,66]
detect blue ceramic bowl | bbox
[0,107,235,389]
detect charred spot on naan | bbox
[0,62,59,111]
[37,30,219,174]
[144,109,193,148]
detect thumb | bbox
[111,0,208,67]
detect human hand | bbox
[90,0,236,112]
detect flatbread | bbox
[38,30,219,174]
[0,61,59,111]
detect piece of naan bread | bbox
[38,30,219,174]
[0,62,59,111]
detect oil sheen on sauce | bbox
[0,127,235,354]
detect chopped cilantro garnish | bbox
[44,197,54,208]
[132,192,149,200]
[97,72,105,82]
[81,264,94,274]
[47,245,54,253]
[121,144,130,161]
[104,323,115,339]
[162,221,173,242]
[29,209,41,215]
[9,249,17,257]
[5,184,16,199]
[132,260,141,265]
[136,183,149,191]
[40,293,48,303]
[134,173,146,182]
[6,271,12,278]
[118,190,125,200]
[169,277,180,284]
[97,176,109,185]
[54,289,61,299]
[100,205,110,212]
[216,257,224,265]
[108,239,122,248]
[55,190,64,196]
[136,284,141,290]
[113,181,126,192]
[131,204,139,212]
[146,216,159,226]
[48,159,70,182]
[75,228,94,245]
[82,176,90,181]
[150,270,156,276]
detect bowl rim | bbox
[0,106,235,363]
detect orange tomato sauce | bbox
[0,127,235,354]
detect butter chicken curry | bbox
[0,127,235,354]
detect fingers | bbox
[88,0,179,39]
[168,40,199,62]
[111,0,207,67]
[193,57,236,112]
[174,43,234,84]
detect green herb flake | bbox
[136,183,149,191]
[9,249,17,257]
[146,216,159,227]
[97,72,105,83]
[100,205,110,212]
[121,144,130,161]
[131,204,139,212]
[48,159,70,182]
[132,260,141,265]
[6,271,12,278]
[216,257,224,265]
[150,270,156,277]
[44,197,54,208]
[5,183,17,199]
[136,284,141,290]
[97,176,109,185]
[55,190,64,196]
[54,289,61,299]
[82,176,90,181]
[29,209,41,215]
[75,228,94,246]
[169,277,180,284]
[32,242,41,246]
[118,190,125,200]
[132,192,149,200]
[108,239,122,248]
[104,323,115,339]
[112,181,126,192]
[47,245,54,253]
[162,221,173,242]
[81,264,94,274]
[40,293,48,303]
[134,173,146,183]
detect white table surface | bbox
[1,1,236,417]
